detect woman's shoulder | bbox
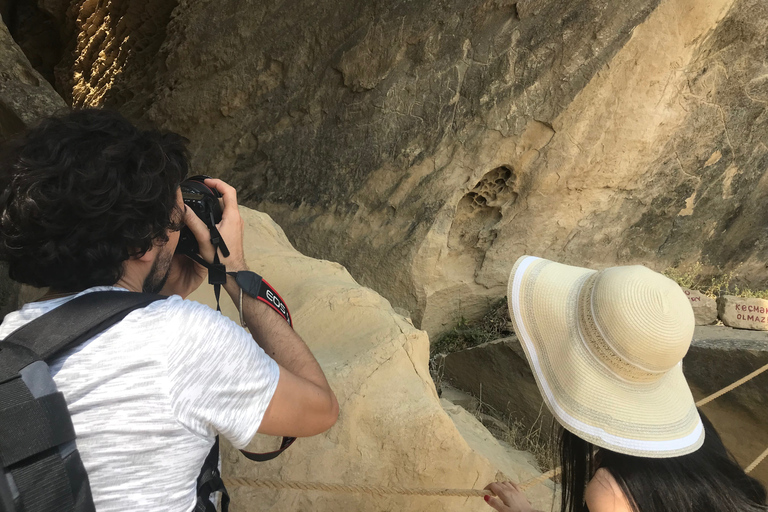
[585,468,634,512]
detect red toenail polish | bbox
[484,495,490,502]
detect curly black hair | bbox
[0,108,189,291]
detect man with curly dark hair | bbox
[0,109,338,511]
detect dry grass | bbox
[663,262,768,300]
[429,300,556,470]
[431,298,513,356]
[466,386,556,472]
[662,262,735,298]
[500,411,556,472]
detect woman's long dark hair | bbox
[559,411,767,512]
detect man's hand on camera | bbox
[161,178,246,299]
[203,178,247,273]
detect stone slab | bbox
[687,325,768,485]
[717,295,768,331]
[440,384,480,413]
[682,288,717,325]
[688,326,768,425]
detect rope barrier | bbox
[226,361,768,497]
[221,478,489,497]
[223,467,562,497]
[746,446,768,475]
[695,363,768,407]
[518,467,561,491]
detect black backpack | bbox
[0,291,293,512]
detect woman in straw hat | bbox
[483,256,767,512]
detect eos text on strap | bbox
[231,271,292,327]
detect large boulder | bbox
[682,288,718,326]
[0,16,67,320]
[49,0,768,338]
[188,207,556,512]
[717,295,768,331]
[0,17,65,140]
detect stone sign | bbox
[717,295,768,331]
[681,288,717,325]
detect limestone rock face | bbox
[682,288,717,326]
[0,16,67,320]
[188,208,555,512]
[53,0,768,337]
[0,18,66,140]
[717,295,768,331]
[52,0,178,110]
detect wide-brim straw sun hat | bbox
[507,255,704,458]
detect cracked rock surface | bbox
[46,0,768,337]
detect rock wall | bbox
[0,14,68,319]
[188,207,556,512]
[2,0,63,87]
[53,0,178,110]
[36,0,768,337]
[0,15,66,139]
[45,0,656,333]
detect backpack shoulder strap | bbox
[0,290,165,512]
[1,291,164,379]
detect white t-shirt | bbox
[0,286,280,512]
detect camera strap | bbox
[184,254,292,326]
[228,270,292,326]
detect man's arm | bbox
[221,275,339,437]
[183,178,338,438]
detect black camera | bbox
[176,175,228,257]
